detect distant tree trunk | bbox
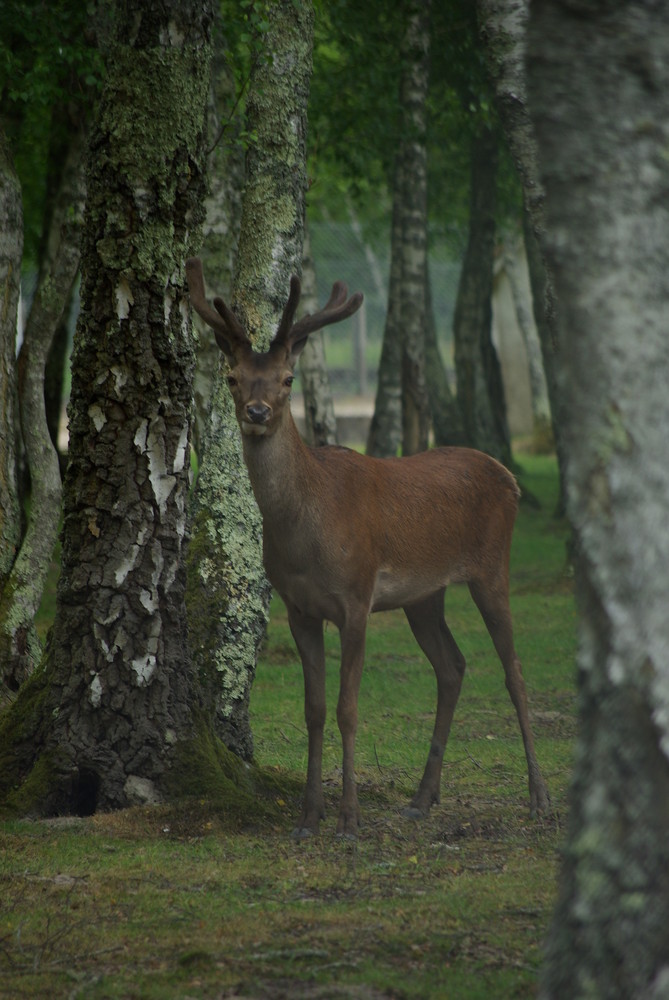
[0,131,23,705]
[0,0,214,816]
[298,224,338,447]
[502,230,551,442]
[187,0,314,759]
[191,22,244,459]
[527,3,669,997]
[425,267,463,446]
[477,0,566,507]
[399,0,431,456]
[453,125,511,466]
[366,151,404,458]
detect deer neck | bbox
[240,406,313,522]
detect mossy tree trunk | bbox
[191,20,244,459]
[187,0,314,760]
[527,3,669,996]
[453,124,512,467]
[0,128,85,693]
[0,130,23,706]
[0,0,214,816]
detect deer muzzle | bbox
[242,402,271,436]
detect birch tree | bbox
[526,2,669,995]
[187,0,314,759]
[0,0,214,815]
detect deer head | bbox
[186,257,363,437]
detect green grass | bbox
[1,453,577,1000]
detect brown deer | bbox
[186,257,550,838]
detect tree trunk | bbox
[425,268,463,447]
[0,0,214,816]
[502,229,552,442]
[298,224,338,447]
[366,150,404,458]
[453,125,512,466]
[527,3,669,996]
[0,131,23,705]
[477,0,566,506]
[187,0,314,760]
[0,122,85,691]
[399,0,431,457]
[191,22,244,459]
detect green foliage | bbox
[0,0,105,267]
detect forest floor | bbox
[0,453,577,999]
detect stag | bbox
[186,258,550,838]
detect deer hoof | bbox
[402,805,427,821]
[291,825,316,840]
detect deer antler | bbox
[274,277,364,351]
[185,257,249,357]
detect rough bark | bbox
[0,131,23,702]
[453,125,511,466]
[298,224,338,447]
[526,3,669,997]
[399,0,431,457]
[0,0,214,816]
[477,0,566,503]
[187,0,314,759]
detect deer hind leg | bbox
[468,578,551,817]
[403,589,466,819]
[335,613,368,838]
[287,604,327,838]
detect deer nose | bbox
[246,403,271,425]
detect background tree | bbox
[0,0,215,815]
[477,0,566,508]
[0,131,23,703]
[452,122,511,466]
[0,1,102,698]
[187,0,314,759]
[526,2,669,996]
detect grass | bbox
[1,453,577,1000]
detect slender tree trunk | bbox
[298,224,338,447]
[399,0,431,457]
[187,0,314,759]
[502,230,551,441]
[453,125,511,466]
[0,131,23,705]
[425,268,463,446]
[0,123,85,690]
[0,0,214,816]
[40,119,88,460]
[477,0,566,507]
[366,150,404,458]
[527,3,669,996]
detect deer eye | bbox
[226,374,238,388]
[284,375,294,388]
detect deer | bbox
[186,257,550,839]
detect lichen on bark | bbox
[187,0,314,760]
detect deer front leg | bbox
[403,592,466,818]
[287,604,327,838]
[336,615,367,838]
